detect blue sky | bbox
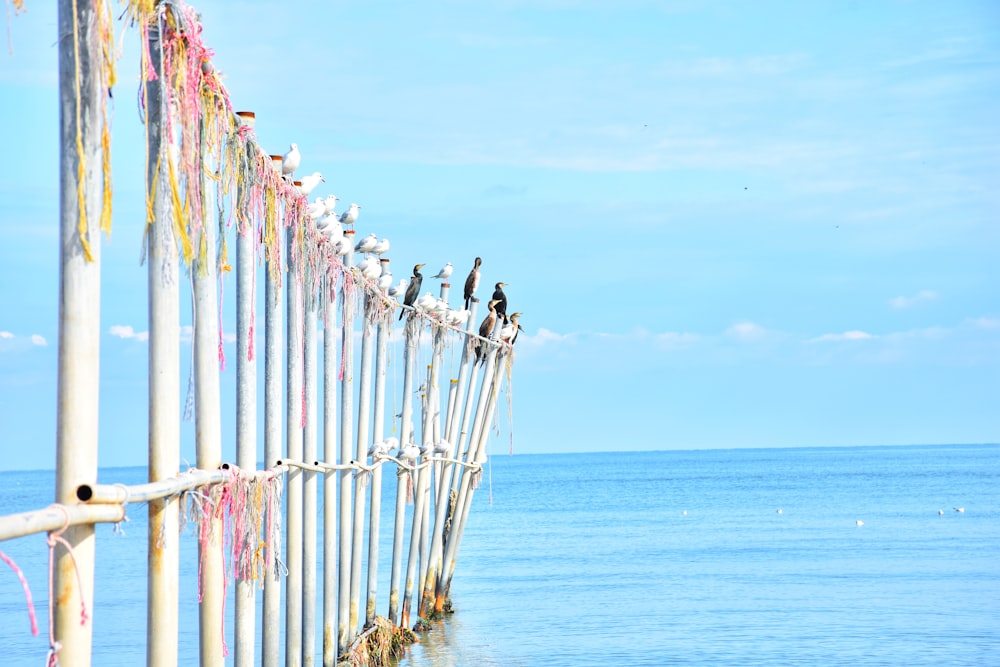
[0,1,997,472]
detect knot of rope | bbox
[46,504,89,666]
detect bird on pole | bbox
[431,263,453,280]
[323,194,340,216]
[501,312,524,346]
[475,299,500,364]
[388,279,408,299]
[354,232,377,254]
[297,171,324,196]
[372,238,390,255]
[492,282,508,319]
[339,203,361,229]
[399,264,425,320]
[281,143,300,176]
[463,256,482,309]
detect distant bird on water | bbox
[339,203,361,228]
[492,282,508,319]
[432,263,453,280]
[856,520,864,527]
[399,264,424,320]
[954,507,965,513]
[475,299,500,364]
[297,171,324,196]
[464,257,482,309]
[281,143,300,176]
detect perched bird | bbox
[316,214,343,240]
[492,282,508,318]
[372,238,390,255]
[368,439,392,460]
[354,232,377,254]
[357,256,381,281]
[433,439,451,456]
[307,197,326,220]
[339,203,361,227]
[500,312,524,345]
[475,299,500,364]
[445,308,470,327]
[387,279,408,299]
[399,264,424,319]
[377,271,394,291]
[463,257,482,309]
[333,237,352,256]
[432,297,449,317]
[431,262,453,280]
[416,292,437,312]
[323,194,340,216]
[298,171,324,196]
[281,143,300,176]
[398,439,421,462]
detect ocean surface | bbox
[1,445,998,666]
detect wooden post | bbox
[284,170,305,667]
[194,116,224,666]
[146,19,182,667]
[53,1,102,663]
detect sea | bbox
[1,444,998,666]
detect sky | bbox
[0,1,998,472]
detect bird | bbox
[492,282,508,318]
[297,171,324,196]
[954,507,965,513]
[387,279,408,299]
[475,299,500,364]
[398,440,421,463]
[371,238,390,255]
[357,256,381,281]
[333,236,352,256]
[416,292,437,312]
[281,143,300,176]
[354,232,377,254]
[463,257,482,309]
[938,509,944,516]
[399,264,424,319]
[500,312,523,346]
[431,263,453,280]
[339,203,361,227]
[323,194,340,216]
[445,308,470,327]
[776,508,783,515]
[368,439,392,460]
[856,520,864,527]
[317,215,343,240]
[377,272,393,291]
[307,197,326,220]
[433,440,451,456]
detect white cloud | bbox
[0,331,13,339]
[888,290,939,310]
[967,317,1000,330]
[30,334,47,346]
[809,330,875,343]
[109,325,149,341]
[519,327,575,346]
[725,322,767,341]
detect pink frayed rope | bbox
[0,549,38,636]
[46,505,89,666]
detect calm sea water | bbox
[1,445,998,666]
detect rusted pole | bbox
[303,260,319,665]
[284,164,305,667]
[146,18,182,667]
[235,137,258,667]
[53,0,102,664]
[389,315,419,625]
[322,271,339,666]
[194,115,224,667]
[337,233,355,654]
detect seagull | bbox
[398,441,421,462]
[377,272,393,291]
[298,171,324,196]
[475,299,500,364]
[357,256,381,281]
[856,520,864,527]
[954,507,965,513]
[416,292,437,312]
[281,143,300,176]
[388,279,408,299]
[776,508,783,515]
[431,263,453,280]
[445,308,470,327]
[317,214,343,239]
[339,203,361,227]
[399,264,424,320]
[938,509,944,515]
[307,197,326,220]
[492,282,508,318]
[433,440,451,456]
[368,440,392,460]
[464,256,482,309]
[333,236,352,256]
[372,238,390,255]
[323,194,340,216]
[354,232,377,254]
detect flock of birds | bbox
[281,143,524,363]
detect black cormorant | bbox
[492,282,508,319]
[399,264,424,320]
[463,257,482,310]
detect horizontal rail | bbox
[0,503,126,542]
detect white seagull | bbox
[357,256,381,281]
[856,520,864,527]
[954,507,965,513]
[445,308,470,327]
[316,214,343,239]
[433,439,451,456]
[333,237,352,256]
[307,197,326,220]
[431,263,453,280]
[339,203,361,227]
[398,441,421,463]
[323,194,340,216]
[372,238,390,255]
[377,272,394,291]
[281,143,300,176]
[298,171,324,196]
[416,292,437,311]
[354,233,378,254]
[387,279,408,299]
[368,440,391,460]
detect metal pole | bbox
[261,145,284,667]
[303,263,319,665]
[337,232,355,654]
[388,316,419,625]
[54,1,101,662]
[284,184,304,667]
[146,20,181,667]
[365,260,390,627]
[350,285,376,640]
[235,149,258,667]
[321,272,339,667]
[194,119,224,667]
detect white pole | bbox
[337,233,355,655]
[303,263,319,665]
[365,260,390,627]
[146,18,181,667]
[53,1,102,663]
[350,287,376,640]
[321,271,339,667]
